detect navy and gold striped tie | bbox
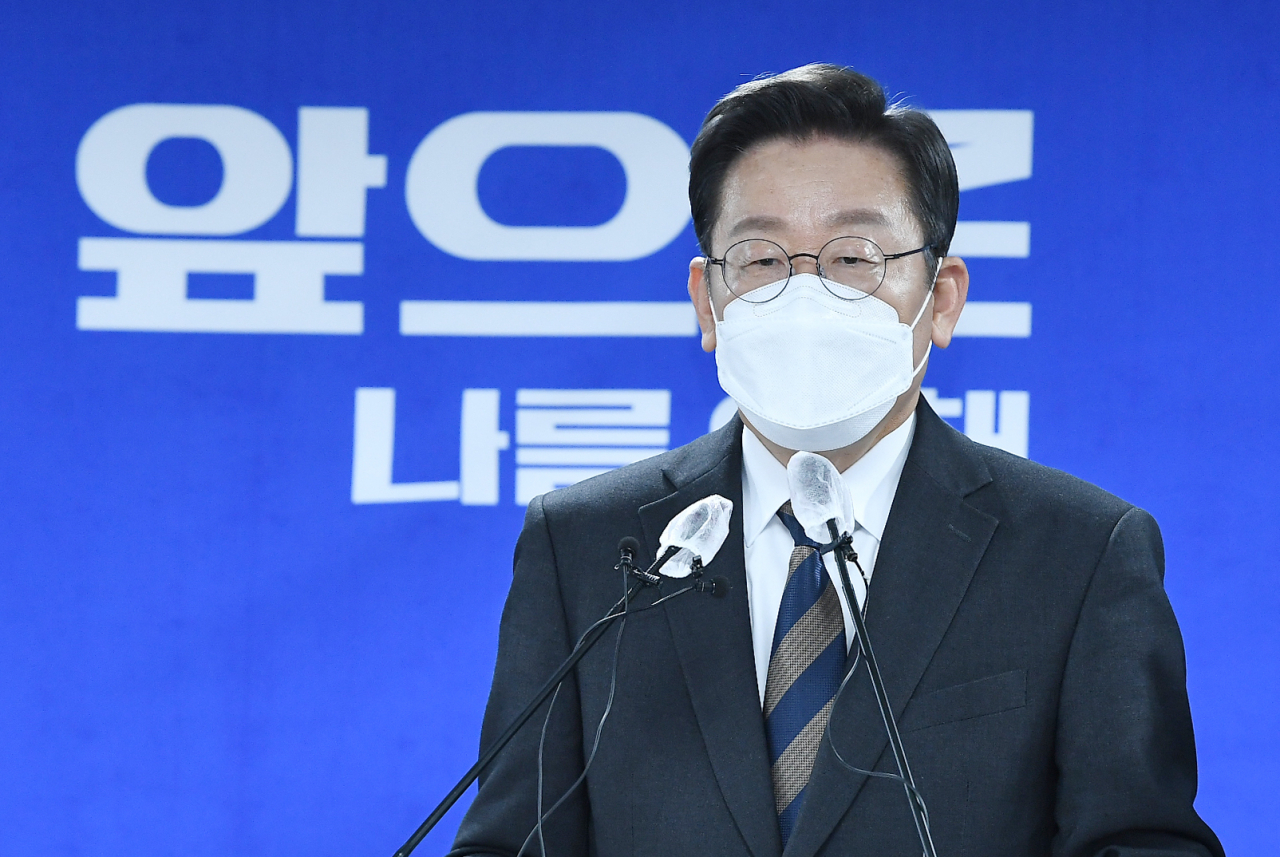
[765,502,848,845]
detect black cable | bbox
[514,577,701,857]
[394,575,654,857]
[532,682,562,857]
[823,649,931,828]
[518,569,633,857]
[823,538,936,855]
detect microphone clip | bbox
[691,571,728,597]
[616,539,662,586]
[817,531,858,565]
[617,541,716,591]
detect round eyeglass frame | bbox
[704,236,933,303]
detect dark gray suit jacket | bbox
[449,401,1223,857]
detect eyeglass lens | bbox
[721,237,887,302]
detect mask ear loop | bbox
[704,257,734,326]
[907,259,942,377]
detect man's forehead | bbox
[712,137,914,245]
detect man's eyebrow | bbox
[723,208,893,243]
[724,215,787,240]
[824,208,891,229]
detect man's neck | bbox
[742,389,919,473]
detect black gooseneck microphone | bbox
[391,495,734,857]
[787,451,938,857]
[392,550,644,857]
[825,519,937,857]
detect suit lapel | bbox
[783,402,999,857]
[639,418,784,857]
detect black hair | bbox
[688,63,959,274]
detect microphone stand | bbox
[826,520,938,857]
[392,578,646,857]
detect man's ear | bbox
[688,257,717,352]
[930,256,969,349]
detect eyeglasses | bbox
[704,236,932,303]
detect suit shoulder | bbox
[962,435,1140,533]
[538,425,736,519]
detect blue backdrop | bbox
[2,1,1275,854]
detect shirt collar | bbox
[741,412,917,547]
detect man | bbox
[449,64,1223,857]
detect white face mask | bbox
[714,273,933,453]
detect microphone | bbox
[618,535,641,565]
[653,494,733,579]
[620,495,733,585]
[617,536,661,585]
[787,451,855,545]
[392,495,735,857]
[785,452,939,857]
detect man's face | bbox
[701,136,934,356]
[687,135,969,461]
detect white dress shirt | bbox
[740,413,916,706]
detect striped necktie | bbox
[764,502,848,846]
